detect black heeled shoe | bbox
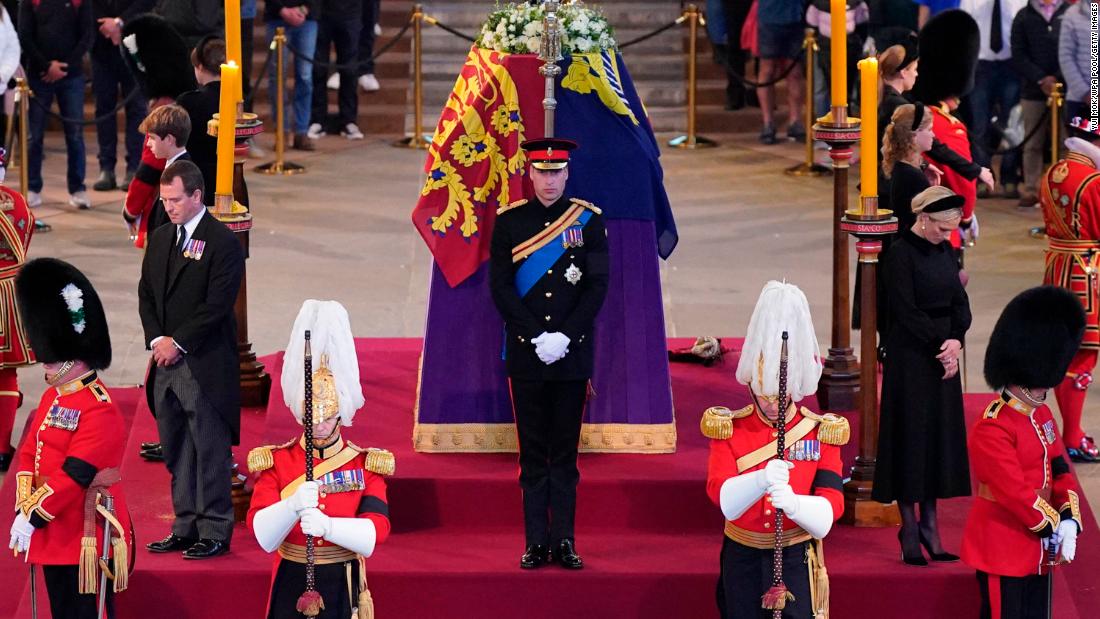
[898,530,928,567]
[918,530,960,562]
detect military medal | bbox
[565,263,582,285]
[319,468,365,493]
[789,439,820,461]
[562,224,584,249]
[182,239,205,260]
[45,405,81,431]
[1042,420,1057,445]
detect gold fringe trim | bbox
[357,586,375,619]
[78,537,98,594]
[412,422,677,453]
[816,414,850,446]
[15,472,32,507]
[111,537,129,592]
[247,445,275,473]
[364,448,395,476]
[700,407,734,440]
[808,539,830,619]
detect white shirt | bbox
[959,0,1027,61]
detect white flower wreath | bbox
[477,2,617,55]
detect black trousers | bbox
[42,564,115,619]
[357,0,381,75]
[976,571,1050,619]
[91,44,148,174]
[312,10,363,127]
[510,378,587,546]
[268,559,360,619]
[716,538,812,619]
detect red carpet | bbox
[0,338,1097,618]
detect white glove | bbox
[757,459,793,489]
[299,507,333,538]
[252,499,300,553]
[9,512,33,555]
[961,213,979,245]
[288,481,319,513]
[1055,519,1079,562]
[323,517,379,558]
[768,484,836,539]
[768,483,801,516]
[533,332,570,365]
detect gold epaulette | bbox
[800,408,850,445]
[349,442,396,476]
[700,405,752,440]
[570,197,602,215]
[983,400,1004,420]
[247,438,296,473]
[496,198,528,215]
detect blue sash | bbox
[514,209,592,298]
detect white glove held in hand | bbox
[299,507,333,538]
[533,332,570,364]
[9,512,33,554]
[288,481,319,513]
[1056,519,1079,562]
[767,483,801,517]
[961,214,979,244]
[757,459,793,489]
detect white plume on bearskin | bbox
[281,300,364,426]
[735,281,822,402]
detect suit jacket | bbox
[176,83,219,204]
[138,210,244,443]
[489,194,609,381]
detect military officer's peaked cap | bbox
[984,287,1085,390]
[15,258,112,370]
[521,137,578,170]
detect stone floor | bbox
[18,127,1100,500]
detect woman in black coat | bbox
[872,185,972,567]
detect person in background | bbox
[914,0,960,27]
[755,0,806,144]
[309,0,364,141]
[715,0,758,110]
[1010,0,1068,208]
[1056,0,1094,145]
[153,0,223,48]
[91,0,154,193]
[242,0,257,111]
[266,0,319,151]
[0,149,33,473]
[805,0,869,111]
[0,6,20,153]
[176,36,224,204]
[18,0,94,210]
[356,0,380,92]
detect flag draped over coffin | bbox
[411,47,678,453]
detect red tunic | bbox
[0,185,34,368]
[705,405,846,548]
[1041,151,1100,349]
[13,372,132,566]
[122,140,166,249]
[925,105,976,249]
[961,393,1082,577]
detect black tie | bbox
[990,0,1003,53]
[169,226,185,270]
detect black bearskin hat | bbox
[984,287,1084,390]
[121,14,197,101]
[911,10,980,105]
[15,259,111,370]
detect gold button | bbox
[570,255,575,259]
[764,522,771,528]
[547,269,553,275]
[771,431,778,437]
[319,492,327,498]
[544,222,550,227]
[319,504,326,510]
[39,425,45,431]
[545,292,552,298]
[765,509,772,515]
[765,497,772,503]
[316,539,324,546]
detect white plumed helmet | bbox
[735,281,822,402]
[281,300,364,426]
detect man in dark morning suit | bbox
[138,160,244,559]
[489,137,609,571]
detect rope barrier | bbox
[618,18,684,50]
[283,17,414,72]
[244,46,274,108]
[423,17,478,44]
[988,105,1051,156]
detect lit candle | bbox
[858,56,878,202]
[830,0,847,109]
[224,0,243,102]
[215,62,240,197]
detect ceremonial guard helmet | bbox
[984,286,1085,390]
[735,281,822,402]
[15,258,112,369]
[282,300,364,426]
[911,10,980,105]
[120,14,198,101]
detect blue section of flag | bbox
[554,51,678,259]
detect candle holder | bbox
[209,109,272,407]
[838,196,900,527]
[812,106,861,411]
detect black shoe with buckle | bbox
[147,534,197,553]
[183,539,230,559]
[555,539,583,570]
[520,544,550,569]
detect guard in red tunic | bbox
[8,258,133,618]
[0,148,36,471]
[962,286,1085,618]
[1039,117,1100,462]
[703,281,848,619]
[248,300,393,619]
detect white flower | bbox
[60,283,85,334]
[525,34,541,53]
[575,37,593,52]
[523,21,541,37]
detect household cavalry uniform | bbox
[1039,117,1100,462]
[9,258,133,618]
[962,286,1086,618]
[0,147,35,471]
[248,300,393,619]
[703,281,846,619]
[489,137,609,570]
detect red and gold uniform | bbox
[925,103,976,250]
[248,436,393,619]
[13,371,133,588]
[122,140,166,249]
[0,184,34,461]
[703,403,848,619]
[1040,149,1100,454]
[962,393,1083,616]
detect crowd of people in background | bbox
[0,0,383,227]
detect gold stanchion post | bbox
[669,4,717,149]
[16,78,29,198]
[256,27,306,175]
[395,5,430,149]
[1050,82,1063,165]
[785,29,829,176]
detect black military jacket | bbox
[489,194,609,381]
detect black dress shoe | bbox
[140,445,164,462]
[140,441,160,451]
[183,539,230,559]
[0,447,14,472]
[520,544,550,569]
[147,534,197,553]
[555,539,583,570]
[898,531,928,567]
[92,170,117,192]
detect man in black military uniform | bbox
[489,137,609,571]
